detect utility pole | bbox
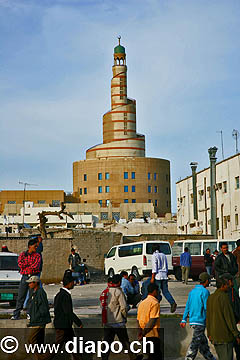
[18,181,38,226]
[208,147,218,238]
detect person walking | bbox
[68,248,81,271]
[180,247,192,285]
[218,273,240,360]
[137,283,162,360]
[151,244,177,313]
[11,238,41,320]
[38,269,83,360]
[206,275,240,360]
[100,274,142,360]
[214,242,238,281]
[180,272,216,360]
[26,276,51,346]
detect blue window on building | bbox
[84,188,87,194]
[154,173,157,180]
[98,186,102,193]
[105,186,110,193]
[148,199,151,203]
[155,200,158,206]
[132,185,135,192]
[52,200,60,207]
[124,199,128,203]
[84,174,87,181]
[124,185,128,192]
[154,186,158,193]
[131,172,135,179]
[124,172,128,179]
[105,172,110,180]
[132,199,136,203]
[79,188,82,195]
[99,200,102,207]
[148,172,151,180]
[106,200,110,206]
[148,186,151,193]
[98,173,102,180]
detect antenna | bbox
[18,181,39,225]
[232,129,239,154]
[217,130,224,160]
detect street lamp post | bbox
[208,147,218,238]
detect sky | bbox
[1,0,240,212]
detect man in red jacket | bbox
[11,238,41,320]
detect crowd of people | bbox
[7,238,240,359]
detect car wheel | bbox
[132,266,141,280]
[108,268,114,278]
[174,267,182,281]
[9,301,16,307]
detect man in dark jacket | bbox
[214,243,238,281]
[27,276,51,345]
[68,248,81,271]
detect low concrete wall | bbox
[0,317,217,359]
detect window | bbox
[105,172,110,180]
[98,173,102,180]
[80,188,82,195]
[119,244,143,257]
[124,185,128,192]
[223,181,227,193]
[224,216,228,229]
[148,199,151,203]
[236,214,239,229]
[148,186,151,193]
[131,172,135,179]
[106,200,110,206]
[154,200,158,206]
[124,199,128,203]
[154,173,157,180]
[166,174,169,181]
[166,187,169,194]
[148,172,151,180]
[0,255,19,270]
[7,201,16,204]
[185,242,201,255]
[203,242,217,254]
[84,201,87,203]
[132,199,136,203]
[84,188,87,194]
[124,172,128,179]
[154,186,158,193]
[84,174,87,181]
[112,212,120,221]
[52,200,60,207]
[166,200,169,207]
[38,200,46,204]
[146,243,171,255]
[107,247,116,258]
[105,186,110,193]
[219,241,236,252]
[132,185,135,192]
[98,186,102,193]
[101,212,108,220]
[172,243,183,256]
[128,212,136,220]
[98,200,102,207]
[236,176,240,190]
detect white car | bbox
[104,241,173,279]
[0,252,21,306]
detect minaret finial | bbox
[118,35,121,45]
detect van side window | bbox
[219,241,236,252]
[185,242,201,256]
[172,243,183,256]
[203,242,217,254]
[119,244,143,257]
[146,243,171,255]
[107,248,116,258]
[0,256,19,270]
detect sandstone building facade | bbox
[73,39,171,216]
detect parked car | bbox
[104,240,173,280]
[172,239,237,281]
[0,252,21,307]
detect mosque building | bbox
[73,38,171,216]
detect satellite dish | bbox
[232,129,239,154]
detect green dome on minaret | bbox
[114,36,125,53]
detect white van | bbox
[0,252,21,306]
[104,241,173,279]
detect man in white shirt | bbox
[151,244,177,313]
